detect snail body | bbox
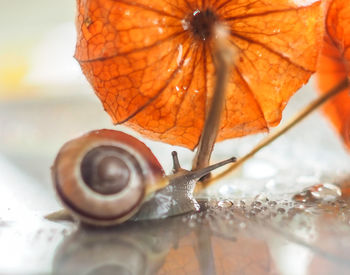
[52,129,235,226]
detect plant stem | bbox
[200,77,349,189]
[192,25,235,172]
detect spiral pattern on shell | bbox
[52,129,165,226]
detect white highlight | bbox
[177,44,183,66]
[289,0,319,7]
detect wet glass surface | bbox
[2,193,350,274]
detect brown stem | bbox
[192,25,235,172]
[199,77,349,190]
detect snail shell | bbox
[52,129,166,226]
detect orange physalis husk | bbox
[317,0,350,150]
[75,0,323,149]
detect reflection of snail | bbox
[52,129,235,226]
[52,217,190,275]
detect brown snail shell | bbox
[52,129,166,226]
[52,129,236,226]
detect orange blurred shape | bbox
[317,0,350,150]
[75,0,323,149]
[158,232,273,275]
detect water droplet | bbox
[176,44,183,66]
[218,199,233,208]
[293,183,342,203]
[254,193,268,201]
[181,19,189,30]
[268,201,277,207]
[184,58,191,66]
[310,183,341,201]
[256,50,263,57]
[208,199,219,208]
[251,201,262,207]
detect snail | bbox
[51,129,236,226]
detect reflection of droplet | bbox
[217,199,233,208]
[249,209,257,216]
[277,208,285,214]
[225,213,234,220]
[239,222,246,229]
[188,220,196,228]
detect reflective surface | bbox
[52,196,350,275]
